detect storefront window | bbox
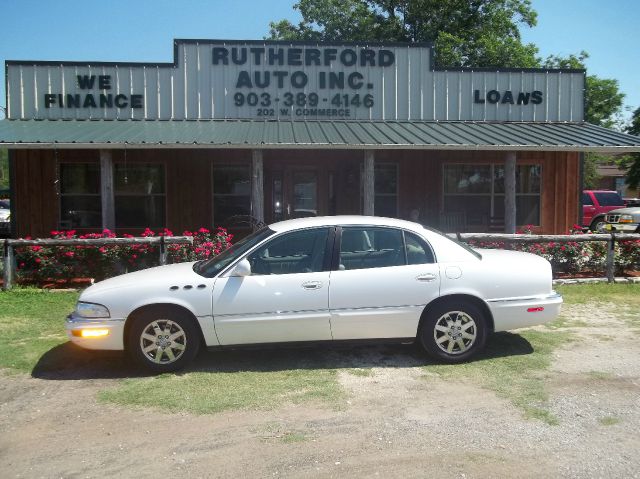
[59,163,102,228]
[374,163,398,217]
[114,164,166,228]
[443,164,541,227]
[213,165,251,225]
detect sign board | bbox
[5,40,585,122]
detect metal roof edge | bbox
[1,142,638,153]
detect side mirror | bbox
[229,259,251,277]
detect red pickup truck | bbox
[582,190,626,231]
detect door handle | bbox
[416,273,437,282]
[301,281,323,290]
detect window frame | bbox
[334,225,436,271]
[58,161,102,229]
[442,163,542,227]
[212,163,252,227]
[245,226,335,276]
[113,162,167,228]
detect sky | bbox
[1,0,638,122]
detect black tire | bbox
[419,300,488,363]
[127,308,200,373]
[590,217,606,232]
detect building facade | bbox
[2,40,640,237]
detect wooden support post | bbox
[363,150,375,216]
[605,233,616,283]
[100,150,115,230]
[2,240,14,291]
[504,152,517,234]
[158,236,167,266]
[251,150,264,227]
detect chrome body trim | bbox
[486,292,562,304]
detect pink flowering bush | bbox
[468,224,640,277]
[15,227,233,282]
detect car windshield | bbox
[422,225,482,259]
[595,192,624,206]
[0,200,9,209]
[193,227,275,278]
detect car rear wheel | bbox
[419,301,487,363]
[128,309,200,373]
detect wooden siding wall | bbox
[13,149,61,238]
[12,148,579,238]
[384,149,580,234]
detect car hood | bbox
[82,261,199,296]
[606,207,640,216]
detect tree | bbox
[268,1,630,191]
[269,0,540,68]
[542,52,625,129]
[0,149,8,191]
[543,53,626,189]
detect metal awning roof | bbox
[1,119,639,152]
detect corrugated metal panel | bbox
[7,40,585,122]
[1,119,639,153]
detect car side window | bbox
[404,232,435,264]
[247,228,329,275]
[582,193,593,206]
[339,227,405,270]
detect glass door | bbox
[290,170,317,218]
[271,168,319,221]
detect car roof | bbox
[268,215,424,233]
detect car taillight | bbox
[527,307,544,313]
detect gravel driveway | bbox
[0,301,638,478]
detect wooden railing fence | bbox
[1,236,193,291]
[2,233,639,290]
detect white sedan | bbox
[66,216,562,372]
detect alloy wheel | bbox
[139,319,187,365]
[433,311,477,355]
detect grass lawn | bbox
[0,283,638,417]
[99,363,343,414]
[0,288,78,372]
[555,283,640,307]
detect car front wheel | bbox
[128,309,200,373]
[419,301,487,363]
[590,218,606,232]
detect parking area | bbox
[0,285,639,478]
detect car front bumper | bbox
[604,223,639,233]
[66,314,125,350]
[488,292,563,332]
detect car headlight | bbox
[75,302,110,318]
[619,214,635,224]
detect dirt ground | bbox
[1,303,639,479]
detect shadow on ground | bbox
[32,332,534,381]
